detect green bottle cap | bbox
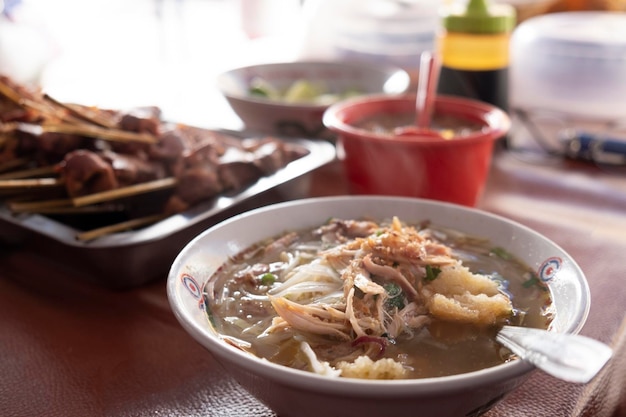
[442,0,516,34]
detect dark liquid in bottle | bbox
[437,66,509,112]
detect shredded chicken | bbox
[269,296,351,341]
[362,253,418,300]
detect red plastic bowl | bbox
[323,94,511,206]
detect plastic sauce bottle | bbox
[436,0,516,112]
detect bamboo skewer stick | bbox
[2,78,150,137]
[8,198,73,212]
[7,121,157,145]
[43,95,118,129]
[0,165,56,179]
[1,122,20,134]
[41,123,158,144]
[4,175,176,213]
[76,214,166,242]
[0,157,30,173]
[12,204,124,215]
[19,98,71,123]
[0,177,64,189]
[71,177,177,207]
[30,97,103,128]
[0,78,24,105]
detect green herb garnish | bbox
[249,86,270,97]
[424,265,442,282]
[383,283,405,310]
[383,282,402,298]
[491,247,513,260]
[260,273,276,286]
[522,273,548,291]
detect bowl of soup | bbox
[167,196,589,417]
[323,94,511,206]
[216,61,410,138]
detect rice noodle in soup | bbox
[205,216,553,380]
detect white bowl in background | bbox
[216,61,410,138]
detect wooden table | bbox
[1,149,625,417]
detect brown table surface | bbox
[1,149,625,417]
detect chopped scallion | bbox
[383,283,405,310]
[491,247,513,260]
[383,282,402,298]
[522,274,547,291]
[424,265,442,282]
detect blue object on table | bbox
[561,130,626,166]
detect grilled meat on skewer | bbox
[0,75,46,124]
[56,149,169,198]
[56,150,119,197]
[164,137,307,214]
[0,74,311,240]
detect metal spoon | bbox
[497,325,613,384]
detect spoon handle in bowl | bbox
[416,51,440,130]
[496,325,613,384]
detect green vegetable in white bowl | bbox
[249,77,361,105]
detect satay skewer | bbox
[0,157,30,173]
[40,123,158,144]
[0,123,19,145]
[0,78,24,105]
[0,165,56,180]
[8,198,72,212]
[19,97,76,123]
[1,122,21,134]
[76,214,166,242]
[7,174,176,212]
[0,177,64,189]
[1,84,112,131]
[3,120,157,145]
[42,95,118,129]
[12,203,124,215]
[71,177,177,207]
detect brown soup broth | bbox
[205,218,553,379]
[356,112,486,138]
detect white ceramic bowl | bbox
[167,196,589,417]
[216,61,410,138]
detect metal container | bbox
[0,138,335,290]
